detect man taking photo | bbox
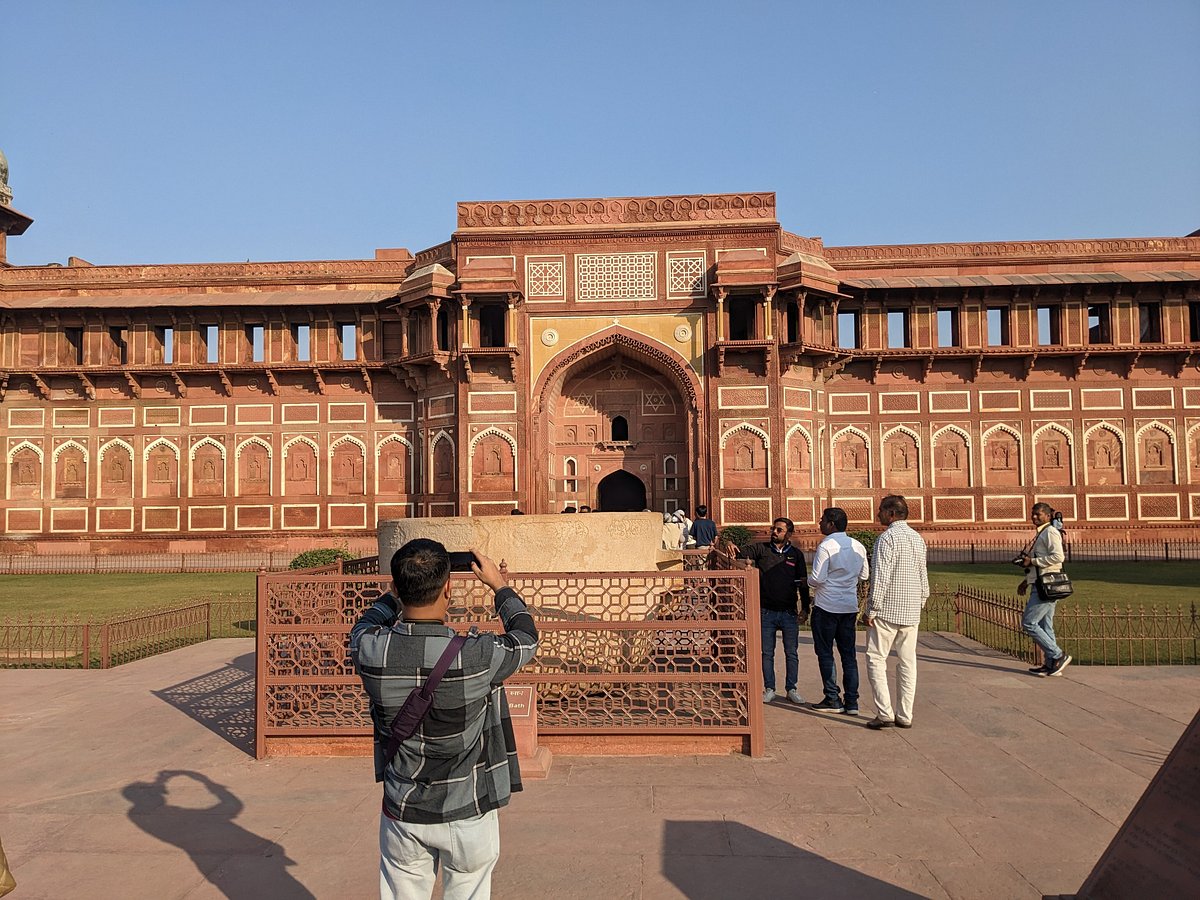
[351,539,538,900]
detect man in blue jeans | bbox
[731,518,811,704]
[807,507,870,716]
[1018,502,1072,677]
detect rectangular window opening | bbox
[1138,303,1161,343]
[1037,306,1061,346]
[728,297,756,341]
[937,308,959,348]
[479,305,506,348]
[109,327,128,365]
[837,310,860,350]
[292,323,311,362]
[1087,304,1111,344]
[887,309,910,349]
[205,325,219,364]
[339,322,357,361]
[155,325,174,364]
[785,302,801,344]
[247,324,265,362]
[1190,302,1200,342]
[63,326,84,365]
[987,307,1009,347]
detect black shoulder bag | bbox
[384,633,468,764]
[1033,531,1073,601]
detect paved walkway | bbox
[2,634,1196,899]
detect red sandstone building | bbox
[2,181,1199,552]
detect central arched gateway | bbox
[531,329,705,514]
[597,469,646,512]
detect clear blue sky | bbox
[5,1,1198,266]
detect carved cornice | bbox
[779,231,825,256]
[825,237,1200,270]
[457,193,776,230]
[414,241,453,267]
[0,258,415,290]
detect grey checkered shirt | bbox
[866,521,929,627]
[350,587,538,824]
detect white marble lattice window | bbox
[667,253,706,296]
[576,252,656,300]
[527,260,565,297]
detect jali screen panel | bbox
[255,569,763,757]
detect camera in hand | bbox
[448,550,477,572]
[1010,553,1027,568]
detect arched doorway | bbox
[597,470,646,512]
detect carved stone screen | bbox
[256,568,763,758]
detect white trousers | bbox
[379,808,500,900]
[865,619,919,724]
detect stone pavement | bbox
[2,633,1196,899]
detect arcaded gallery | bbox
[1,180,1199,551]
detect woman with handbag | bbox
[1017,502,1073,677]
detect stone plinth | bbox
[378,512,675,574]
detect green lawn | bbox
[0,572,256,619]
[929,562,1200,609]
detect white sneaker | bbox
[787,689,804,705]
[762,689,777,703]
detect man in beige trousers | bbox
[864,495,929,730]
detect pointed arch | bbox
[49,439,88,500]
[1134,420,1177,485]
[188,437,227,498]
[7,440,44,500]
[281,436,320,497]
[720,422,771,449]
[98,439,134,499]
[882,425,921,489]
[429,430,456,493]
[375,434,413,495]
[234,436,273,498]
[831,426,871,490]
[53,439,89,462]
[329,435,367,496]
[784,423,813,490]
[1083,421,1126,486]
[1032,423,1075,487]
[467,427,518,492]
[932,425,972,488]
[981,424,1023,487]
[719,422,770,489]
[1187,422,1200,480]
[143,437,181,497]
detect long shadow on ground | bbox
[663,820,925,899]
[153,652,255,755]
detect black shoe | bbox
[866,717,895,730]
[1046,654,1073,677]
[842,706,859,717]
[1028,663,1050,676]
[810,698,845,713]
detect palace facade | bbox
[2,188,1199,551]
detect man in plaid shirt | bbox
[350,539,538,900]
[863,495,929,730]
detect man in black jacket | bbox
[731,518,811,704]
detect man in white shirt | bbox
[807,507,870,716]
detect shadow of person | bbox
[663,820,926,899]
[123,770,314,900]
